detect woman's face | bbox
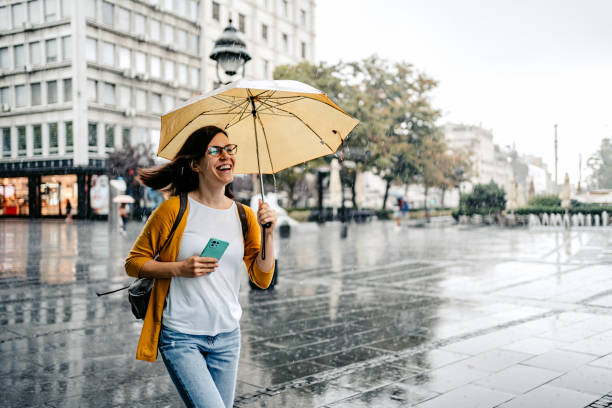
[193,132,235,186]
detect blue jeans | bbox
[159,325,241,408]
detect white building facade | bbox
[0,0,316,218]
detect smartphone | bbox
[200,238,230,260]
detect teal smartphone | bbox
[200,238,230,260]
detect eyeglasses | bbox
[207,144,238,156]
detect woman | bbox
[125,126,276,408]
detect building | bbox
[442,123,513,192]
[0,0,316,218]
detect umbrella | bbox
[112,195,135,204]
[159,79,359,257]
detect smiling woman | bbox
[125,125,277,408]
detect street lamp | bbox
[209,19,251,85]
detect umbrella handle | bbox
[260,223,271,260]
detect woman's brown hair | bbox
[137,126,234,198]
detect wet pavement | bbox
[1,218,612,407]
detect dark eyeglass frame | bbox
[207,144,238,156]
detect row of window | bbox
[0,36,71,71]
[223,1,309,29]
[0,79,71,109]
[1,122,72,158]
[87,1,200,55]
[0,0,71,31]
[88,0,200,24]
[85,40,200,87]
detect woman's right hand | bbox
[176,256,218,277]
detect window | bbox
[33,124,42,155]
[300,9,306,27]
[151,92,162,114]
[87,79,97,102]
[63,78,71,102]
[48,122,58,154]
[47,80,58,104]
[135,51,146,73]
[105,124,114,149]
[190,67,199,88]
[177,0,187,16]
[62,36,71,61]
[31,83,41,105]
[150,20,160,41]
[238,13,245,33]
[212,1,220,22]
[61,0,71,18]
[30,41,41,65]
[178,63,187,85]
[177,29,187,50]
[301,41,306,59]
[134,13,145,36]
[0,7,8,30]
[85,0,95,19]
[46,39,57,63]
[282,0,288,17]
[103,82,115,105]
[118,85,131,108]
[163,95,174,112]
[101,41,115,66]
[12,3,26,27]
[188,33,198,54]
[15,85,26,107]
[44,0,57,21]
[118,46,130,69]
[17,126,26,156]
[163,24,173,44]
[2,128,11,158]
[189,1,198,21]
[117,7,130,31]
[164,60,174,81]
[122,127,131,147]
[261,24,268,41]
[163,0,173,10]
[14,45,25,68]
[282,33,288,52]
[0,48,9,69]
[65,121,73,153]
[0,87,9,105]
[85,37,97,62]
[101,1,113,27]
[29,0,42,24]
[150,56,160,78]
[88,122,97,152]
[135,89,146,111]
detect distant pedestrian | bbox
[124,126,276,408]
[65,199,72,223]
[394,198,402,227]
[119,203,130,232]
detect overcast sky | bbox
[316,0,612,184]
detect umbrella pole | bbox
[251,97,270,260]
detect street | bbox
[1,219,612,407]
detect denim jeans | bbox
[159,325,241,408]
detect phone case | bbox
[200,238,230,260]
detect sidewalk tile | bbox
[474,364,562,394]
[453,349,533,373]
[522,350,599,372]
[414,384,513,408]
[550,365,612,395]
[496,385,599,408]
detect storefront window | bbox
[40,174,77,216]
[0,177,29,216]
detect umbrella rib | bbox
[256,99,336,153]
[225,99,252,129]
[255,113,276,174]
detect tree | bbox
[459,181,506,216]
[437,148,473,207]
[587,138,612,189]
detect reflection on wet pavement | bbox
[1,219,612,407]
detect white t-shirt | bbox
[162,197,244,335]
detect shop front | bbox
[0,177,29,216]
[40,175,79,216]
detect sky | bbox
[316,0,612,184]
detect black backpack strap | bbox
[155,192,188,260]
[235,201,248,241]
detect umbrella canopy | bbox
[112,195,135,204]
[158,79,359,175]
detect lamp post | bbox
[209,19,252,86]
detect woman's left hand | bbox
[257,199,277,231]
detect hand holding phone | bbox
[200,238,229,260]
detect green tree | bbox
[459,181,506,216]
[587,138,612,189]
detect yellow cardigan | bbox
[125,195,274,362]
